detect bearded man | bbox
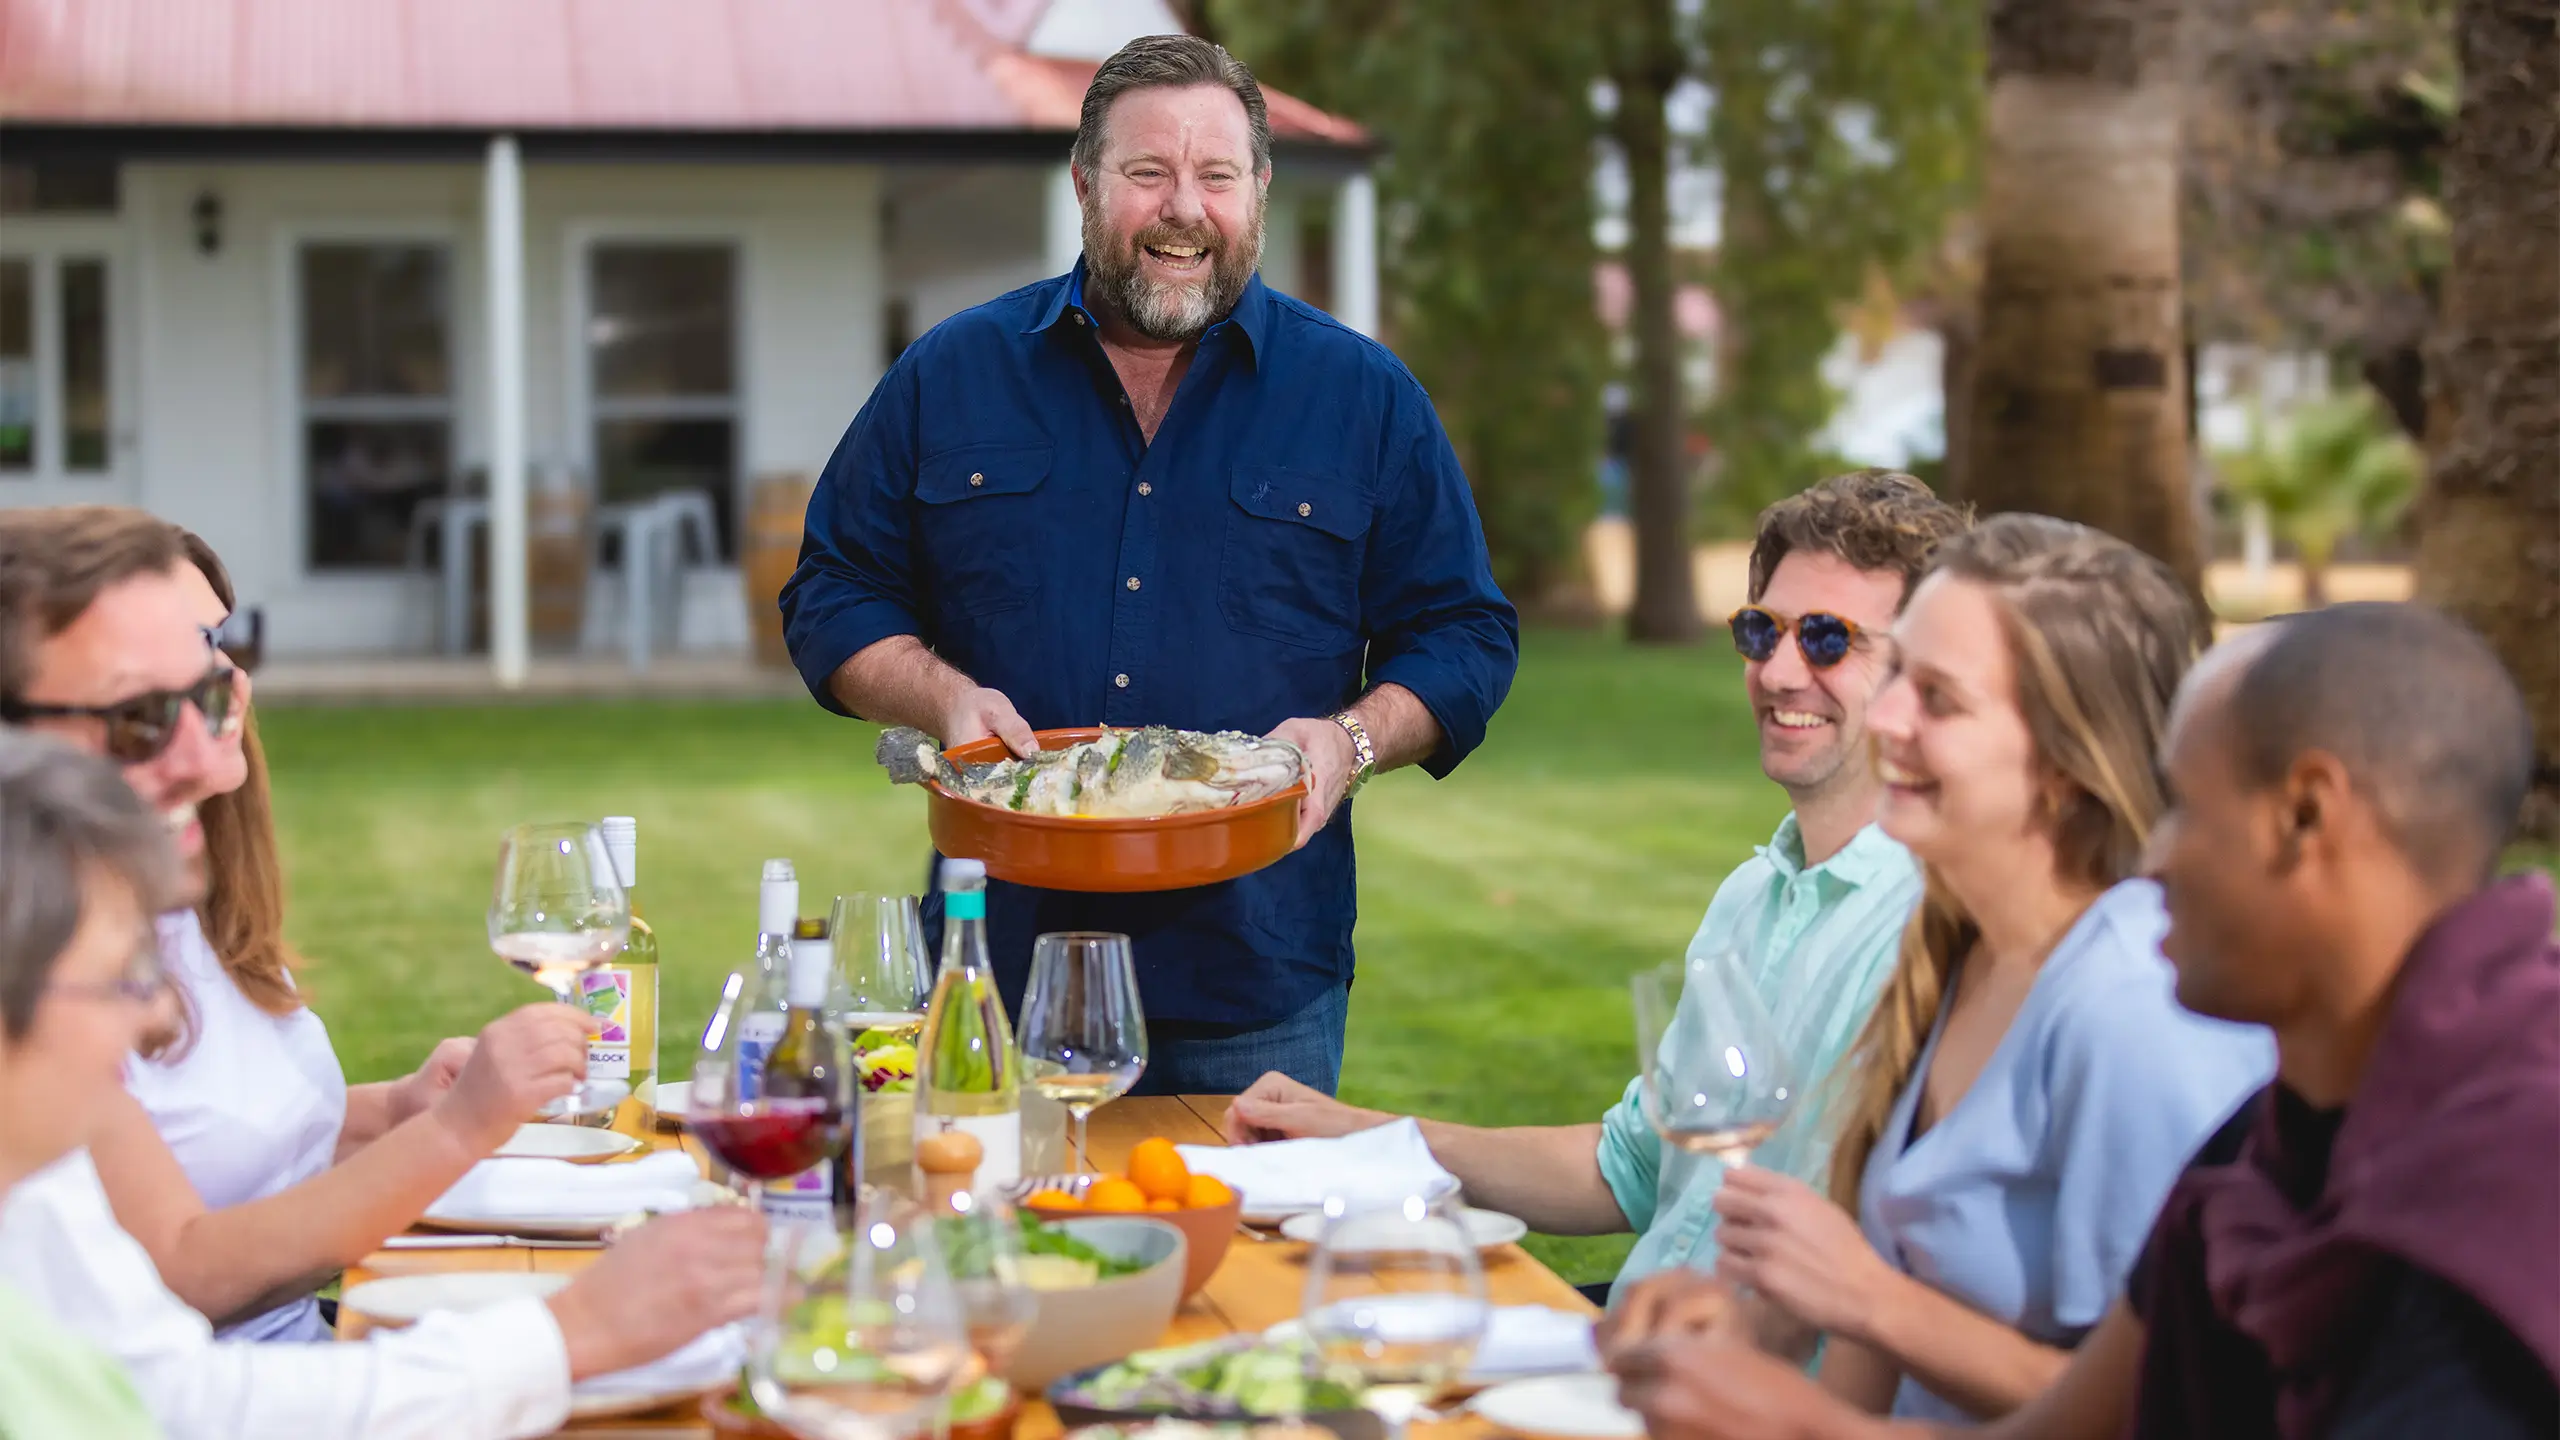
[783,36,1518,1096]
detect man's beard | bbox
[1082,198,1264,342]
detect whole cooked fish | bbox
[875,725,1305,818]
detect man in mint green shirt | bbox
[1225,469,1966,1303]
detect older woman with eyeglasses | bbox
[0,730,183,1438]
[0,506,595,1342]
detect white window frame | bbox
[562,221,749,555]
[274,222,467,578]
[0,218,136,497]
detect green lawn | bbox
[266,630,1785,1286]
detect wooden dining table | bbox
[343,1096,1602,1439]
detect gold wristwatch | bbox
[1328,710,1376,798]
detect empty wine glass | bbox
[1300,1195,1490,1437]
[828,892,932,1041]
[1630,945,1800,1168]
[1016,933,1147,1175]
[487,821,631,1118]
[753,1197,975,1440]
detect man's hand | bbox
[547,1208,769,1379]
[1597,1268,1745,1360]
[1267,715,1358,849]
[941,685,1038,759]
[1711,1166,1899,1342]
[1611,1331,1874,1440]
[1224,1071,1394,1144]
[426,1003,593,1153]
[390,1037,477,1125]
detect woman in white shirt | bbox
[59,517,592,1338]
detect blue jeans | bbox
[1130,982,1349,1096]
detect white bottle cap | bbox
[787,937,834,1007]
[758,859,800,936]
[599,817,638,888]
[940,858,987,891]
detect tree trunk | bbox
[1964,0,2201,591]
[1612,1,1703,644]
[2414,0,2560,841]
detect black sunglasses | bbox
[1,664,243,764]
[202,609,263,675]
[1728,605,1869,669]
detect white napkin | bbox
[575,1321,747,1399]
[1178,1118,1460,1216]
[426,1151,701,1221]
[1471,1305,1600,1377]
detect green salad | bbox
[1058,1335,1362,1417]
[936,1211,1153,1285]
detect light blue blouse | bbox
[1854,879,2273,1421]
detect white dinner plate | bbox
[496,1123,642,1164]
[1236,1173,1464,1227]
[341,1271,570,1327]
[412,1210,627,1240]
[1468,1374,1643,1440]
[1278,1205,1528,1253]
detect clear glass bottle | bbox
[588,816,659,1126]
[734,858,798,1102]
[914,859,1021,1187]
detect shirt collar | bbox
[1024,258,1272,364]
[1757,814,1904,888]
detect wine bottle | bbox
[735,858,798,1103]
[759,915,854,1229]
[914,858,1021,1187]
[588,817,659,1123]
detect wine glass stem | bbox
[1069,1106,1093,1176]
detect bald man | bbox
[1603,603,2558,1439]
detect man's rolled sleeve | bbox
[1360,411,1519,776]
[1596,1076,1664,1236]
[780,362,925,717]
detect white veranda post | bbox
[483,134,530,688]
[1332,171,1378,338]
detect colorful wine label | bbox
[735,1012,785,1102]
[761,1159,833,1230]
[582,968,633,1080]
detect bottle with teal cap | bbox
[913,858,1021,1187]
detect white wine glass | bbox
[1630,945,1799,1168]
[753,1196,975,1440]
[487,821,631,1118]
[1300,1195,1491,1438]
[829,892,932,1041]
[1016,932,1147,1176]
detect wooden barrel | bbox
[742,472,815,668]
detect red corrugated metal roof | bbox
[0,0,1365,143]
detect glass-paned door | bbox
[586,242,739,558]
[298,242,453,570]
[0,239,128,496]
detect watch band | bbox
[1328,711,1376,798]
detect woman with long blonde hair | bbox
[1704,515,2272,1420]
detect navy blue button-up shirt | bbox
[782,264,1518,1027]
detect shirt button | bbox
[1073,312,1088,326]
[1126,576,1141,591]
[1137,482,1153,497]
[1118,395,1130,407]
[1297,502,1312,517]
[969,472,984,487]
[1113,673,1130,689]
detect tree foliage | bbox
[2213,393,2420,604]
[1212,0,1609,606]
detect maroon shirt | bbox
[2126,875,2560,1437]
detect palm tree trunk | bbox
[2414,0,2560,840]
[1961,0,2202,592]
[1612,0,1703,644]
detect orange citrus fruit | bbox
[1084,1177,1149,1213]
[1148,1197,1182,1212]
[1183,1174,1236,1209]
[1022,1188,1082,1211]
[1128,1138,1191,1202]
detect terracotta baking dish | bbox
[923,728,1305,893]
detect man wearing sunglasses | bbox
[1225,470,1970,1314]
[0,506,769,1439]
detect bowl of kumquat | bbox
[1016,1139,1240,1300]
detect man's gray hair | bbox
[1073,34,1272,177]
[0,729,181,1039]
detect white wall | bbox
[121,160,884,657]
[885,165,1051,341]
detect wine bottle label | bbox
[581,969,635,1081]
[914,1110,1021,1187]
[760,1184,831,1230]
[736,1012,785,1102]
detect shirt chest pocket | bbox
[1220,463,1374,650]
[914,443,1052,619]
